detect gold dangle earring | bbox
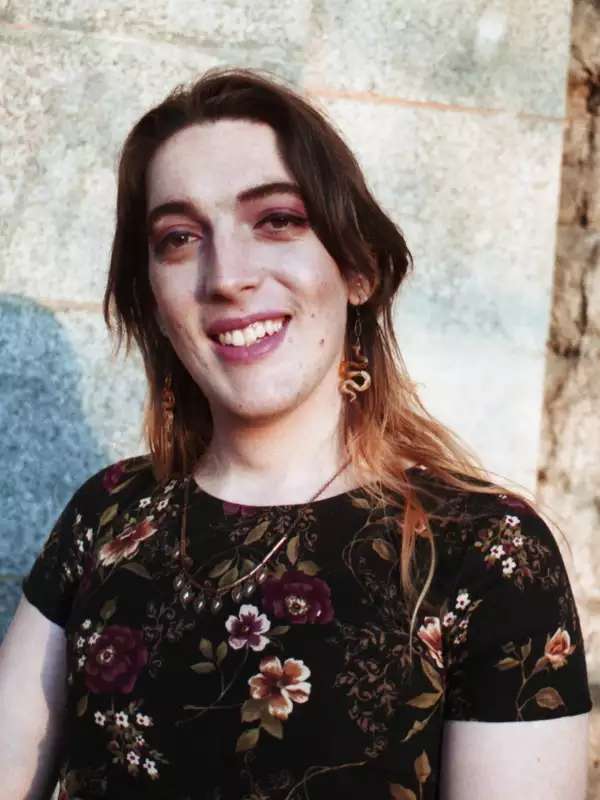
[339,305,372,402]
[160,373,175,467]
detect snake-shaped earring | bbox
[339,305,372,402]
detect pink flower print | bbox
[102,461,126,492]
[84,625,148,694]
[497,494,534,515]
[260,569,334,624]
[225,604,271,651]
[98,518,157,567]
[417,616,444,669]
[248,656,311,720]
[544,628,576,670]
[222,501,256,517]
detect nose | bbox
[200,223,262,301]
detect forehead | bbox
[146,119,293,208]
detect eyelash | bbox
[153,213,308,256]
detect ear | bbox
[347,273,373,307]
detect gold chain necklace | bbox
[172,458,352,615]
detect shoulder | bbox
[58,454,158,529]
[416,471,559,561]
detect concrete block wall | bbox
[2,5,595,789]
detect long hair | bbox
[103,67,562,656]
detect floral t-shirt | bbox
[22,456,592,800]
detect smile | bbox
[216,317,285,347]
[209,315,290,364]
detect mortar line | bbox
[0,20,566,125]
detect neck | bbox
[193,379,359,505]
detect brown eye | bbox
[154,231,198,256]
[258,213,308,232]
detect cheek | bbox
[149,263,198,326]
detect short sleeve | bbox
[442,498,593,722]
[22,456,153,628]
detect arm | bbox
[0,595,68,799]
[439,713,590,799]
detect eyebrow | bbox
[146,181,304,230]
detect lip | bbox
[211,317,290,364]
[206,311,290,337]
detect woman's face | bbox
[146,119,357,424]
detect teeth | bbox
[217,317,285,347]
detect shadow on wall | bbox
[0,294,107,638]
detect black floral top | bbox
[23,456,592,800]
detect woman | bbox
[0,68,592,799]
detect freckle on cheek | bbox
[319,338,325,346]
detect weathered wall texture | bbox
[538,0,600,792]
[2,3,594,780]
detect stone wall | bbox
[1,0,594,789]
[538,0,600,793]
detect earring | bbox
[160,374,175,464]
[339,306,372,402]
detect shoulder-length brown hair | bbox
[103,67,562,652]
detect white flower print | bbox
[136,713,153,727]
[225,604,271,651]
[490,544,505,559]
[76,564,83,576]
[139,497,151,508]
[164,480,177,493]
[502,557,517,576]
[459,620,468,629]
[115,711,129,728]
[455,590,470,610]
[81,619,92,630]
[126,751,140,766]
[498,494,507,500]
[513,535,524,547]
[76,636,86,649]
[94,711,106,727]
[442,612,456,628]
[75,513,82,524]
[143,758,159,779]
[135,734,145,746]
[77,540,85,552]
[157,498,170,511]
[88,632,100,646]
[504,515,520,527]
[77,655,86,669]
[85,528,94,542]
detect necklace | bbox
[172,458,352,615]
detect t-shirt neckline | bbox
[183,464,428,512]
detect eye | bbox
[153,231,199,256]
[257,213,308,232]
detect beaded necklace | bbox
[172,458,352,615]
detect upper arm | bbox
[439,714,590,799]
[436,497,593,797]
[0,594,67,799]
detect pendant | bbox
[255,566,268,585]
[242,579,256,598]
[192,594,206,614]
[231,585,243,604]
[179,586,195,606]
[210,596,224,614]
[173,573,186,592]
